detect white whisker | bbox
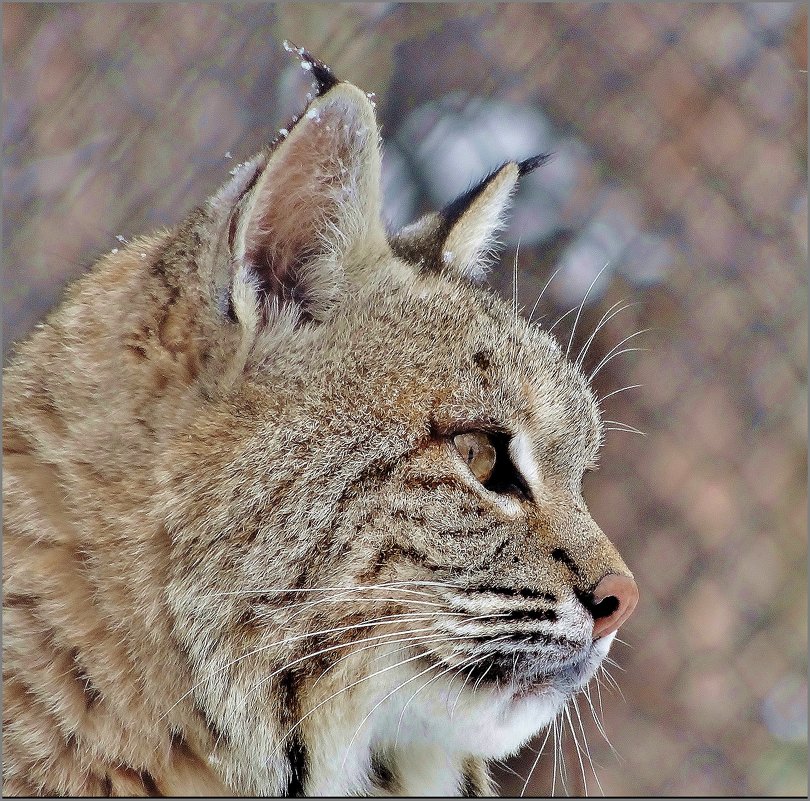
[582,684,610,752]
[470,662,493,695]
[548,304,579,334]
[272,648,438,765]
[572,695,605,796]
[520,722,554,797]
[593,674,605,717]
[496,758,525,782]
[450,660,480,721]
[576,299,641,369]
[551,718,559,795]
[339,659,444,769]
[393,650,494,749]
[236,623,505,726]
[599,665,625,701]
[529,266,562,323]
[583,683,618,760]
[512,239,521,319]
[160,611,460,722]
[564,704,588,796]
[567,262,609,358]
[603,420,647,437]
[197,580,457,599]
[588,327,651,379]
[598,384,642,403]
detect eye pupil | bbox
[454,432,497,485]
[451,431,532,501]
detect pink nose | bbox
[590,574,639,640]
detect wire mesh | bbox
[3,3,807,796]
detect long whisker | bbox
[596,664,618,693]
[582,683,614,755]
[576,299,641,369]
[591,347,648,381]
[529,266,562,323]
[271,648,439,767]
[230,619,474,725]
[598,384,642,403]
[603,656,625,673]
[520,723,555,797]
[592,674,605,717]
[441,649,491,720]
[160,611,461,722]
[599,665,625,701]
[339,659,445,770]
[547,304,579,334]
[564,704,588,796]
[393,650,495,749]
[267,613,511,760]
[450,660,481,721]
[496,758,525,782]
[197,580,458,599]
[470,662,493,695]
[573,693,606,795]
[312,631,450,690]
[249,597,447,635]
[603,421,647,437]
[551,716,559,797]
[588,328,651,379]
[238,626,447,717]
[567,262,610,358]
[558,708,572,796]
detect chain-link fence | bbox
[4,3,807,796]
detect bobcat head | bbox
[2,47,637,797]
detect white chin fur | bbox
[367,631,616,761]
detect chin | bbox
[485,637,616,759]
[391,632,616,762]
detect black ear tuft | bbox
[441,154,552,231]
[283,40,339,96]
[518,152,553,177]
[441,166,506,231]
[392,155,552,282]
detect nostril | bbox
[589,573,639,640]
[590,594,620,620]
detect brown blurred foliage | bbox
[3,3,807,796]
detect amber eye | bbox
[453,432,497,485]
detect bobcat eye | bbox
[454,432,496,485]
[452,430,533,501]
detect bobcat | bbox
[2,47,638,797]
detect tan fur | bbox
[3,69,633,797]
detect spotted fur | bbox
[3,55,635,796]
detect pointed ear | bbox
[392,154,549,282]
[217,83,386,328]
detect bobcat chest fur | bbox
[2,48,637,797]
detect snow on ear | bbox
[228,83,385,328]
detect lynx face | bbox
[2,50,636,797]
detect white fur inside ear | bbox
[221,83,386,326]
[230,264,261,332]
[443,162,519,281]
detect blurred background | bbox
[3,3,807,796]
